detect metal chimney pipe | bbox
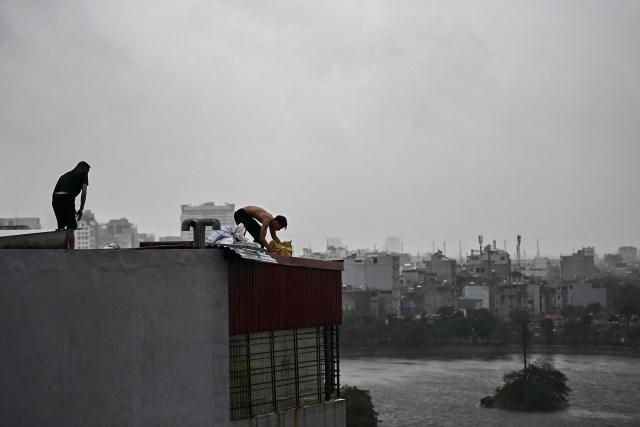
[181,218,221,249]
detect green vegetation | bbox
[341,290,640,349]
[481,360,570,412]
[342,386,378,427]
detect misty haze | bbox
[1,1,640,427]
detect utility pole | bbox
[523,320,528,373]
[486,244,494,314]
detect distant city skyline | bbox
[3,209,638,258]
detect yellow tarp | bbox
[268,240,293,256]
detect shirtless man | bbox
[234,206,287,249]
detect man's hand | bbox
[76,210,83,221]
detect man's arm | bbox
[259,216,272,248]
[77,184,87,220]
[269,223,281,244]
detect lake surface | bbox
[341,354,640,426]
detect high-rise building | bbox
[180,202,235,240]
[97,218,138,248]
[383,236,402,253]
[76,210,98,249]
[618,246,638,264]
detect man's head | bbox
[273,215,287,230]
[75,161,91,173]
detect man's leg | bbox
[56,195,77,249]
[52,197,65,230]
[234,209,262,243]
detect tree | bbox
[507,308,531,345]
[468,308,498,342]
[341,312,385,347]
[585,302,603,317]
[540,318,554,345]
[342,386,378,427]
[560,305,584,319]
[481,360,570,412]
[433,306,469,342]
[611,284,640,343]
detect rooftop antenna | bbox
[516,235,522,267]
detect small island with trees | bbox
[480,360,571,411]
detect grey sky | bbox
[1,0,639,256]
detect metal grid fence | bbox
[229,326,339,420]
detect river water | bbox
[341,354,640,426]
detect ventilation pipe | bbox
[181,218,221,249]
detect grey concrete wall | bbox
[0,249,230,427]
[231,400,345,427]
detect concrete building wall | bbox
[465,249,511,280]
[364,255,398,292]
[0,249,230,427]
[561,251,595,281]
[424,284,456,314]
[526,284,542,314]
[568,281,607,308]
[342,255,399,291]
[342,259,366,288]
[429,253,456,285]
[463,285,490,309]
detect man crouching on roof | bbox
[234,206,287,250]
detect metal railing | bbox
[229,326,340,420]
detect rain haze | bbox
[1,0,639,256]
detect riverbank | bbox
[341,344,640,358]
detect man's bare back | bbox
[242,206,272,224]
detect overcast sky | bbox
[1,0,639,257]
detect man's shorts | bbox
[234,209,261,243]
[52,194,77,230]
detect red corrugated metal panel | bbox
[228,255,342,334]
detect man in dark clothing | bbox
[234,205,287,249]
[52,161,90,248]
